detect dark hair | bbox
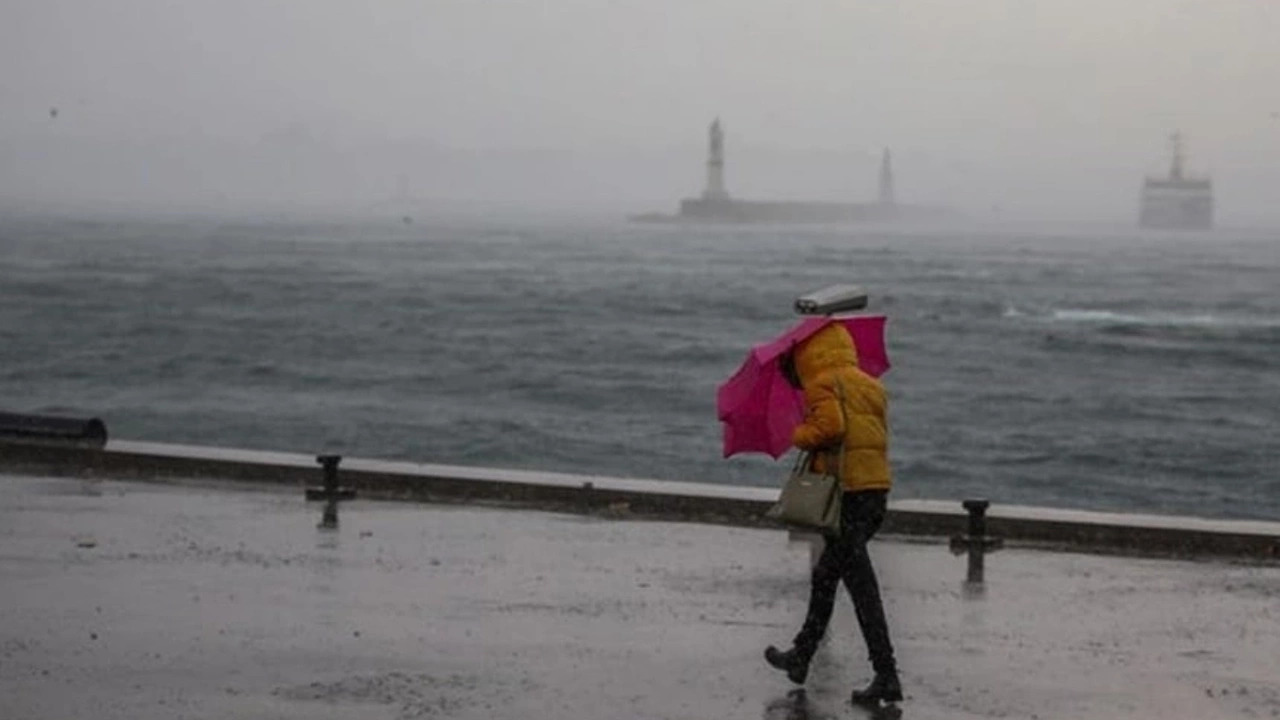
[780,351,802,389]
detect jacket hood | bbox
[793,322,859,381]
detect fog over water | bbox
[3,0,1280,224]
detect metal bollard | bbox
[949,499,1003,584]
[306,455,356,530]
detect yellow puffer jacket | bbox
[790,323,892,492]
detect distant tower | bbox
[1168,131,1185,181]
[703,118,729,201]
[878,148,896,206]
[1139,130,1213,230]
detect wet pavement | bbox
[1,473,1278,720]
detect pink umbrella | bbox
[716,315,889,459]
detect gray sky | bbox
[3,0,1279,222]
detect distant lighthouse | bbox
[1139,131,1213,230]
[636,119,955,225]
[702,118,729,202]
[878,148,895,206]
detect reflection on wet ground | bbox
[765,689,903,720]
[2,473,1278,719]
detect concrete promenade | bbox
[2,473,1278,720]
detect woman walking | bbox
[764,322,901,705]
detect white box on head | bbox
[794,285,868,315]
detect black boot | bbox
[764,645,811,684]
[851,672,902,705]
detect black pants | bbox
[792,490,896,676]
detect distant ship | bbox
[1139,132,1213,230]
[631,120,955,225]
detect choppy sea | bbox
[2,213,1278,521]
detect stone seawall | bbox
[2,438,1277,562]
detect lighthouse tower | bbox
[877,148,896,206]
[1139,131,1213,230]
[702,119,729,202]
[1168,131,1185,181]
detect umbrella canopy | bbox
[716,315,889,459]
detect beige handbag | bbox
[767,382,847,535]
[768,448,843,534]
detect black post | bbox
[950,498,1003,585]
[319,455,340,529]
[307,455,355,530]
[963,499,988,583]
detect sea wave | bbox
[1048,308,1280,330]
